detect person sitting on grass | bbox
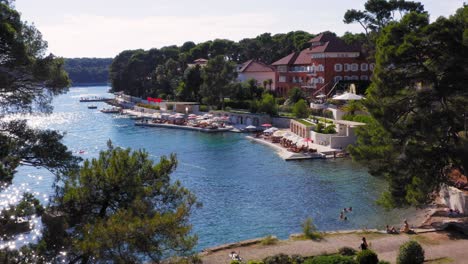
[360,237,368,250]
[386,225,398,234]
[400,219,411,233]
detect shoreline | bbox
[201,205,437,255]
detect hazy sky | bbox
[16,0,464,58]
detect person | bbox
[344,216,348,221]
[386,225,398,234]
[340,212,344,220]
[229,251,241,261]
[343,208,348,213]
[360,237,368,250]
[400,219,410,233]
[348,207,352,212]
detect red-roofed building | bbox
[237,60,276,90]
[271,32,374,97]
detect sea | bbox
[1,86,414,251]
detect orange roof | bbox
[238,60,274,72]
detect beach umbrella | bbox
[333,92,365,100]
[264,128,273,133]
[188,114,197,117]
[270,127,279,132]
[316,94,326,98]
[303,137,312,148]
[261,123,272,127]
[246,125,256,130]
[188,116,197,120]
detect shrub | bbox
[136,103,161,110]
[356,250,379,264]
[293,99,310,118]
[315,123,325,133]
[338,246,357,256]
[279,105,292,113]
[166,104,174,111]
[377,261,390,264]
[261,235,278,245]
[263,253,291,264]
[290,254,304,264]
[247,261,264,264]
[305,254,357,264]
[276,97,286,105]
[322,110,334,119]
[302,217,321,240]
[397,240,424,264]
[322,125,336,134]
[230,261,242,264]
[199,105,208,112]
[249,100,259,113]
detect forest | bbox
[64,57,112,85]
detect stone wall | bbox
[271,117,291,128]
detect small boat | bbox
[88,105,97,109]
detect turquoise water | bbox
[3,86,413,250]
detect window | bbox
[344,63,350,72]
[360,75,368,80]
[334,76,343,83]
[351,63,358,71]
[317,64,324,71]
[311,78,317,84]
[279,75,286,82]
[344,76,350,81]
[360,63,368,71]
[334,63,342,72]
[369,63,375,71]
[317,77,325,83]
[351,75,359,80]
[278,66,287,72]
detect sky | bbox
[15,0,464,58]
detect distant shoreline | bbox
[70,82,110,87]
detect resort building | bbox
[187,58,208,68]
[237,60,276,91]
[271,32,373,97]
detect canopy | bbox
[333,92,365,100]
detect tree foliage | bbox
[64,58,112,85]
[349,6,468,207]
[39,143,199,263]
[200,55,237,109]
[293,99,310,118]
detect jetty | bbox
[79,96,112,102]
[135,121,232,133]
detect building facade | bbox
[271,32,374,97]
[237,60,276,91]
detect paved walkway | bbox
[201,231,468,264]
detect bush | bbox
[261,235,278,245]
[322,125,336,134]
[322,110,334,119]
[342,114,372,124]
[225,100,251,109]
[293,99,310,118]
[276,97,286,105]
[249,100,259,113]
[199,105,208,112]
[356,250,379,264]
[279,105,292,113]
[247,261,264,264]
[338,246,357,256]
[305,255,357,264]
[290,254,304,264]
[166,104,174,111]
[302,218,321,240]
[263,253,291,264]
[230,261,242,264]
[397,240,424,264]
[136,103,161,110]
[377,261,390,264]
[315,123,325,133]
